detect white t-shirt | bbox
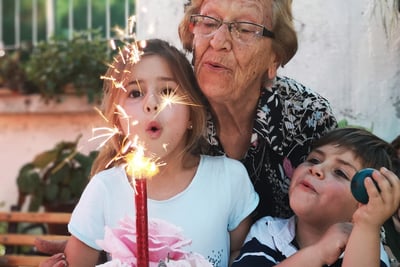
[69,155,259,267]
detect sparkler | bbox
[125,145,159,267]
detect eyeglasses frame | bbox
[190,14,275,40]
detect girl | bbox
[63,39,259,267]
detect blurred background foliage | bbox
[1,0,135,47]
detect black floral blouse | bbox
[205,76,338,219]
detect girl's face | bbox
[289,144,361,227]
[117,55,192,160]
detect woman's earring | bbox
[188,124,193,130]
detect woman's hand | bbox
[38,253,67,267]
[35,238,68,267]
[35,238,67,255]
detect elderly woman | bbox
[179,0,337,219]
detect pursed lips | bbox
[146,121,162,139]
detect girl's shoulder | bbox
[197,155,252,189]
[199,154,248,173]
[90,166,128,187]
[200,154,244,165]
[92,165,125,178]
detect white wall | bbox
[136,0,184,49]
[136,0,400,142]
[280,1,400,142]
[0,97,102,211]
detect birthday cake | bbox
[96,216,213,267]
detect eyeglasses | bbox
[190,14,275,43]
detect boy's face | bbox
[289,144,361,227]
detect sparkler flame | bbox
[125,145,159,180]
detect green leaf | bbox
[49,164,69,185]
[337,119,349,128]
[29,193,43,212]
[59,188,72,203]
[32,150,59,169]
[44,183,59,202]
[69,169,88,196]
[16,164,41,194]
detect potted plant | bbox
[16,135,98,213]
[0,47,39,95]
[24,29,110,103]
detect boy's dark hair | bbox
[390,135,400,176]
[312,127,394,171]
[391,135,400,151]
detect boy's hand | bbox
[313,222,352,265]
[353,167,400,229]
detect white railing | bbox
[0,0,134,51]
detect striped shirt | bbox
[232,216,390,267]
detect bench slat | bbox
[0,255,49,267]
[0,234,69,246]
[0,211,71,267]
[0,212,71,224]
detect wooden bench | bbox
[0,211,71,267]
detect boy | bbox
[232,127,400,267]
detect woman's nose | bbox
[210,24,232,51]
[144,94,159,113]
[309,165,324,179]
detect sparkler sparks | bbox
[89,126,119,149]
[125,145,159,180]
[158,85,192,112]
[90,35,199,176]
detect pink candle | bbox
[135,178,149,267]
